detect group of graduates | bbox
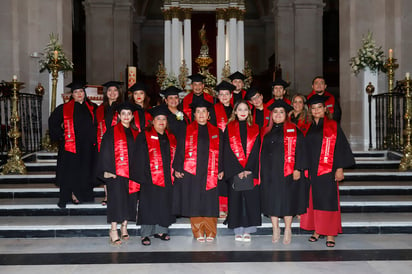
[48,71,355,248]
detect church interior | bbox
[0,0,411,272]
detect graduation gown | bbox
[307,90,342,123]
[166,108,188,141]
[48,100,97,203]
[131,129,176,227]
[133,105,152,132]
[260,122,308,217]
[300,118,355,235]
[172,122,223,217]
[252,107,270,129]
[290,113,310,136]
[223,120,261,229]
[182,92,215,122]
[97,124,138,223]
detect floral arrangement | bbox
[160,73,182,90]
[349,31,386,75]
[39,33,74,73]
[175,111,184,121]
[203,71,217,88]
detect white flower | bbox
[175,111,184,121]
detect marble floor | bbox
[0,234,411,273]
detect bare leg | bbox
[271,216,280,243]
[121,220,129,240]
[109,222,121,246]
[326,235,335,247]
[283,216,293,244]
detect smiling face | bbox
[310,103,326,120]
[272,85,286,100]
[312,78,327,95]
[292,95,305,114]
[165,95,179,109]
[249,93,263,109]
[235,102,249,121]
[272,107,286,124]
[133,90,146,106]
[72,89,85,103]
[217,90,232,106]
[106,86,119,104]
[153,115,168,133]
[232,79,244,92]
[194,107,209,125]
[191,82,204,96]
[119,109,133,127]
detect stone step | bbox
[0,212,410,238]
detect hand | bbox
[244,170,252,177]
[104,172,117,179]
[218,172,224,180]
[335,168,344,182]
[293,170,301,181]
[174,171,185,178]
[238,171,244,179]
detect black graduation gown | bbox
[131,130,176,227]
[166,108,187,141]
[223,121,261,229]
[304,118,355,212]
[103,103,117,129]
[254,109,265,129]
[97,125,138,223]
[172,122,223,217]
[260,123,308,217]
[48,101,97,203]
[209,105,232,128]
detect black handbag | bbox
[232,174,254,191]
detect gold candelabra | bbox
[383,55,399,150]
[2,76,27,174]
[399,73,412,170]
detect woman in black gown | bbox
[131,105,177,246]
[48,81,97,208]
[260,99,307,244]
[223,100,261,242]
[97,102,139,246]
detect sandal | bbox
[154,233,170,241]
[283,228,292,245]
[326,241,335,248]
[206,236,214,242]
[109,229,121,246]
[308,233,320,242]
[235,234,243,241]
[120,224,129,241]
[242,233,251,242]
[101,200,107,206]
[71,194,80,205]
[141,236,151,246]
[196,236,205,243]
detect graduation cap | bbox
[116,101,135,112]
[66,80,87,92]
[190,98,213,110]
[267,99,293,113]
[228,71,246,81]
[102,81,123,90]
[188,74,206,83]
[271,78,289,88]
[149,104,170,118]
[215,81,235,92]
[306,94,329,105]
[129,82,147,93]
[161,86,182,98]
[244,87,261,101]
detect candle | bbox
[54,50,58,62]
[13,75,17,81]
[406,72,410,80]
[389,48,393,59]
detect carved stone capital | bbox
[182,8,192,20]
[162,9,172,21]
[216,8,226,20]
[227,7,238,19]
[170,7,182,19]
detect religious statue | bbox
[199,24,209,57]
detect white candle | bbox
[12,75,17,81]
[406,72,410,80]
[389,48,393,59]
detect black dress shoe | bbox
[57,201,66,208]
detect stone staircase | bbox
[0,150,412,238]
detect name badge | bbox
[287,129,295,133]
[151,135,158,140]
[212,135,218,139]
[327,104,333,108]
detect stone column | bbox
[183,8,192,76]
[170,7,181,76]
[113,0,133,82]
[274,0,294,84]
[163,9,172,73]
[237,9,245,72]
[84,0,115,84]
[228,7,238,73]
[216,8,226,82]
[294,0,323,91]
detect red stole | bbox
[63,100,94,154]
[96,104,118,152]
[144,128,177,187]
[307,90,336,114]
[183,122,220,190]
[296,116,310,136]
[230,89,246,106]
[182,92,215,122]
[113,123,140,193]
[253,107,270,128]
[133,110,152,132]
[283,121,298,177]
[317,117,338,176]
[214,103,229,131]
[227,120,259,168]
